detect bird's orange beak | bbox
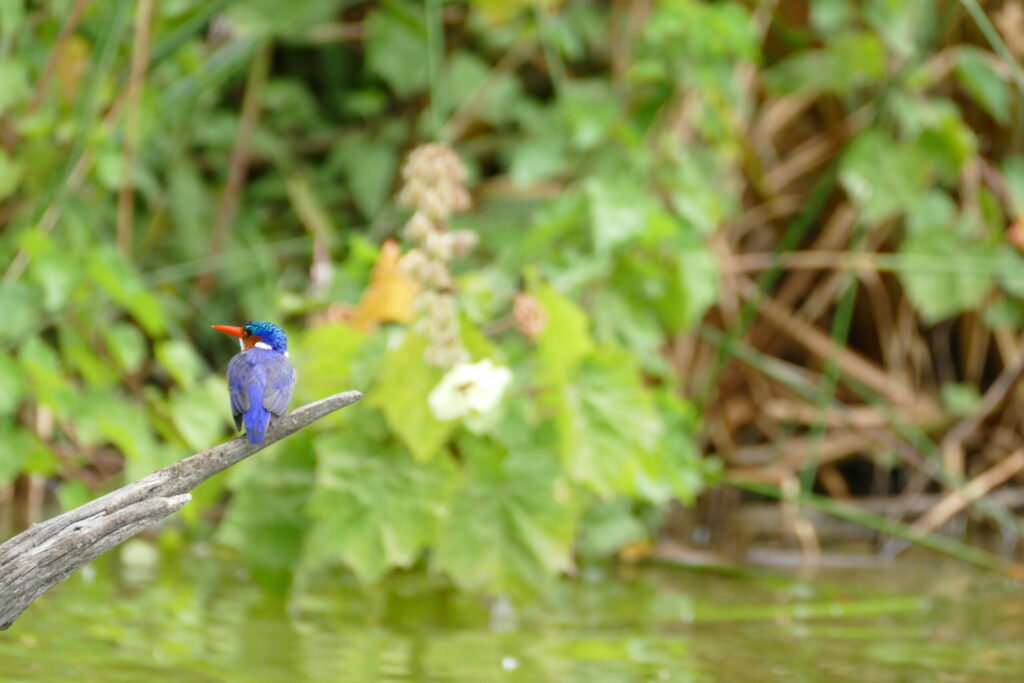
[211,324,245,338]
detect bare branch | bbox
[0,390,363,630]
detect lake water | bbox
[3,543,1023,681]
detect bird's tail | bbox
[244,395,272,444]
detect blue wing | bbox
[226,354,249,431]
[261,353,296,417]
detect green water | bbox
[3,544,1024,682]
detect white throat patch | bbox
[241,339,286,355]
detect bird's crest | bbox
[242,320,288,353]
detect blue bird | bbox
[212,321,296,444]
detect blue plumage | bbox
[213,321,296,444]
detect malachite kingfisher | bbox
[212,321,296,444]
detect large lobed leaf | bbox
[368,335,454,462]
[304,432,453,582]
[435,433,577,596]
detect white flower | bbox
[428,359,512,431]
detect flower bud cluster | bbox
[397,143,476,368]
[398,143,472,221]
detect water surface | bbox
[3,544,1023,681]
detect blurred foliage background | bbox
[4,0,1024,594]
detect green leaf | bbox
[368,335,454,462]
[98,400,157,465]
[898,205,994,323]
[157,338,207,390]
[59,326,118,388]
[954,48,1009,124]
[439,50,488,116]
[983,294,1024,329]
[663,149,732,235]
[904,190,956,235]
[88,248,164,335]
[169,379,229,451]
[561,80,618,150]
[330,136,397,219]
[913,101,977,181]
[19,337,66,409]
[508,132,568,185]
[227,0,337,40]
[766,31,884,95]
[0,0,25,47]
[0,59,30,114]
[997,246,1024,298]
[56,480,94,513]
[941,382,981,417]
[365,7,429,96]
[643,0,758,64]
[219,435,317,580]
[29,249,84,312]
[0,148,24,200]
[435,436,576,595]
[674,229,719,330]
[557,349,667,500]
[513,193,587,264]
[889,96,976,183]
[585,176,652,252]
[579,499,650,560]
[304,432,452,582]
[653,390,710,503]
[0,352,27,417]
[0,421,34,484]
[533,282,594,391]
[293,323,368,404]
[840,130,926,222]
[590,290,668,376]
[103,323,148,373]
[828,31,886,91]
[1002,157,1024,216]
[445,51,521,125]
[284,170,337,240]
[167,159,211,259]
[811,0,856,36]
[0,280,38,343]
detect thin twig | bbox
[116,0,155,255]
[940,351,1024,474]
[196,42,271,294]
[26,0,92,112]
[909,450,1024,538]
[736,276,943,421]
[441,39,533,143]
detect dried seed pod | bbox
[513,292,546,340]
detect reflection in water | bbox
[3,544,1024,681]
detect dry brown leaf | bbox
[616,540,654,565]
[347,239,417,331]
[1008,213,1024,252]
[55,35,90,102]
[996,2,1024,57]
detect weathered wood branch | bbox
[0,390,362,631]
